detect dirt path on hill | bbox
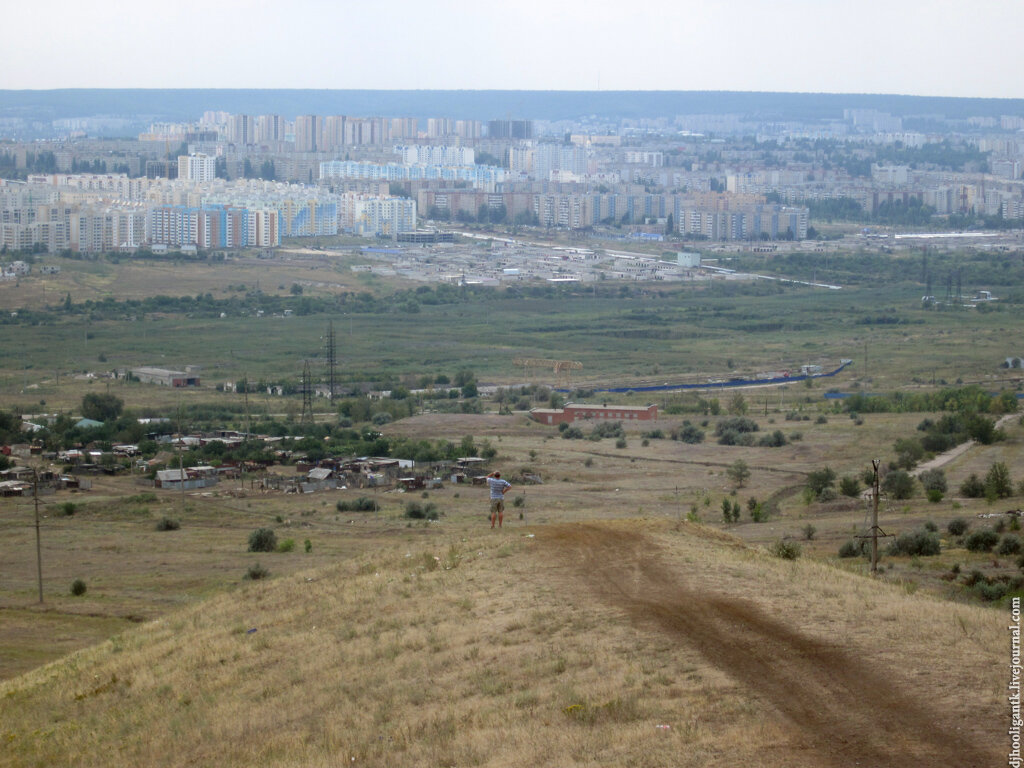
[543,523,995,768]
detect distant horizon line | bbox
[1,87,1022,101]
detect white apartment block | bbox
[178,153,216,183]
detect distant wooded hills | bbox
[1,89,1022,122]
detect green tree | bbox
[727,393,748,416]
[726,459,751,488]
[81,392,124,422]
[882,469,915,500]
[985,462,1013,499]
[806,467,837,498]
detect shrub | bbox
[304,539,312,553]
[336,497,378,512]
[769,539,801,560]
[277,538,295,553]
[964,528,1000,552]
[155,517,180,531]
[838,539,863,558]
[591,422,625,439]
[947,518,969,536]
[888,530,941,557]
[615,437,627,449]
[512,495,525,508]
[806,467,837,498]
[802,524,816,541]
[882,470,914,500]
[998,535,1023,555]
[757,430,788,447]
[817,487,839,502]
[918,468,947,494]
[714,416,759,436]
[248,527,278,553]
[678,424,705,444]
[839,476,861,498]
[245,563,270,580]
[60,502,77,516]
[960,473,986,498]
[926,488,944,503]
[561,426,584,440]
[404,501,439,520]
[923,519,938,533]
[815,415,828,424]
[70,579,87,596]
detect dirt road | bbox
[544,523,995,768]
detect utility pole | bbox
[325,320,337,402]
[870,459,881,573]
[33,469,43,603]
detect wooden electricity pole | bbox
[33,470,43,603]
[870,459,881,573]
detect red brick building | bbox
[529,402,658,425]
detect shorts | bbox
[490,498,505,514]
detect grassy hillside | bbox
[0,519,1003,768]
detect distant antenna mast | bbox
[301,360,314,425]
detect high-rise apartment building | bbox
[177,153,216,183]
[295,115,322,152]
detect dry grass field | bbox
[0,409,1016,766]
[0,518,1004,767]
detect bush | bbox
[677,424,705,444]
[336,497,378,512]
[757,430,788,447]
[248,527,278,553]
[615,437,627,449]
[561,426,584,440]
[512,495,525,508]
[839,476,861,498]
[60,502,77,516]
[70,578,87,596]
[769,539,801,560]
[998,535,1022,555]
[964,528,1000,552]
[304,539,312,553]
[277,538,295,553]
[947,518,970,536]
[918,468,947,494]
[882,470,914,500]
[591,422,625,439]
[838,539,864,558]
[245,563,270,580]
[715,416,759,436]
[960,473,986,498]
[817,487,838,502]
[806,467,837,498]
[404,501,439,520]
[888,529,941,557]
[926,488,944,503]
[155,517,180,531]
[802,524,816,541]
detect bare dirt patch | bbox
[543,521,997,768]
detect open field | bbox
[3,252,1024,410]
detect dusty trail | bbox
[543,523,994,768]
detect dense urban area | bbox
[2,97,1024,259]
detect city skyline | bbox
[5,0,1023,99]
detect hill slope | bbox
[0,520,1004,767]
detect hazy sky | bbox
[5,0,1022,98]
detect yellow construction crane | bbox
[513,358,583,388]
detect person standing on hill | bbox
[486,471,512,528]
